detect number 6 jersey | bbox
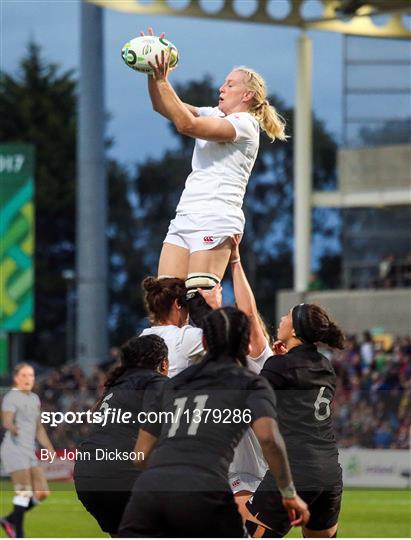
[261,343,341,488]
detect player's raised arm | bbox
[149,51,237,142]
[141,28,199,120]
[230,235,268,358]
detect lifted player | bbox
[142,27,286,325]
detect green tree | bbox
[0,44,145,365]
[1,43,76,364]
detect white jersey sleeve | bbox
[224,112,259,142]
[197,106,220,118]
[178,326,204,365]
[246,341,272,374]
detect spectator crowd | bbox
[1,335,410,452]
[330,332,411,450]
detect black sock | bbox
[6,504,25,537]
[25,496,38,512]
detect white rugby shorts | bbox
[164,213,244,254]
[0,441,38,473]
[229,472,264,495]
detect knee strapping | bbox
[185,273,220,327]
[185,272,220,293]
[13,485,33,507]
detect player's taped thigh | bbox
[185,272,220,292]
[13,484,33,507]
[185,273,220,327]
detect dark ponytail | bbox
[104,334,168,388]
[202,306,250,366]
[142,276,187,324]
[92,334,168,411]
[292,304,344,350]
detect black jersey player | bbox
[119,307,309,538]
[74,334,168,536]
[245,303,345,538]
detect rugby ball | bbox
[121,36,179,74]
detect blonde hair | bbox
[257,312,274,348]
[234,66,287,142]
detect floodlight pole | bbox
[294,32,313,292]
[76,1,108,373]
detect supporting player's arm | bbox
[252,417,310,527]
[230,235,268,358]
[133,429,158,468]
[36,419,55,453]
[2,410,18,436]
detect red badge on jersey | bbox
[203,236,214,244]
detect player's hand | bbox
[148,49,171,81]
[230,234,242,261]
[282,495,310,527]
[140,27,165,39]
[198,283,223,310]
[273,340,288,355]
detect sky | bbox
[1,0,344,169]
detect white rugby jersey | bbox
[176,106,260,222]
[229,341,273,490]
[140,325,204,378]
[1,388,40,453]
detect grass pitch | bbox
[0,481,410,537]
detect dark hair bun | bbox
[142,276,162,294]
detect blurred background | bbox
[0,1,410,536]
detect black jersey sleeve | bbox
[245,376,277,421]
[139,375,167,437]
[260,355,290,389]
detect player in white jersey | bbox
[142,28,286,325]
[139,276,221,377]
[226,234,277,520]
[0,363,55,538]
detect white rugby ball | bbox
[121,36,179,74]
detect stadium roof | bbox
[88,0,411,38]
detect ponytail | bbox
[250,99,287,142]
[292,303,345,350]
[234,66,287,142]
